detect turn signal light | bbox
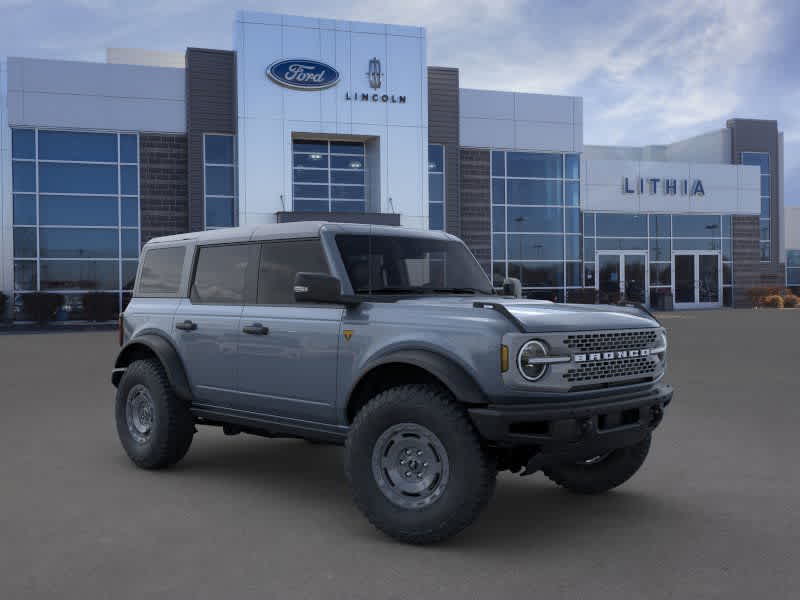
[500,345,509,372]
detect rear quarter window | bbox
[136,246,187,296]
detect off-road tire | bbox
[543,434,652,494]
[345,384,496,544]
[115,359,194,470]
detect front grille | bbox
[563,355,658,383]
[563,330,658,353]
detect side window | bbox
[257,239,329,304]
[137,246,186,296]
[190,244,252,305]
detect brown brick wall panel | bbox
[427,67,461,237]
[139,133,189,244]
[732,215,761,307]
[459,149,491,274]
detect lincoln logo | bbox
[266,59,341,90]
[367,57,382,89]
[574,349,651,362]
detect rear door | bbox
[233,239,343,423]
[173,242,259,408]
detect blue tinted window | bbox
[506,207,563,233]
[14,261,37,290]
[565,208,580,233]
[294,199,329,212]
[293,153,328,168]
[583,238,594,261]
[40,260,119,291]
[595,213,647,237]
[331,201,365,213]
[565,236,581,260]
[789,269,800,285]
[330,141,364,155]
[121,165,138,195]
[491,151,505,177]
[294,169,328,184]
[121,198,139,226]
[492,235,506,260]
[39,163,118,194]
[122,261,138,290]
[721,215,732,237]
[507,235,564,260]
[428,203,444,230]
[13,194,36,225]
[596,238,648,251]
[428,145,444,172]
[507,152,562,178]
[120,135,138,163]
[293,140,328,154]
[673,214,721,237]
[38,130,117,162]
[649,239,671,261]
[759,220,770,240]
[205,135,235,164]
[492,206,505,232]
[761,197,770,218]
[12,129,35,159]
[741,152,769,174]
[492,179,505,205]
[331,156,364,170]
[565,154,580,179]
[206,166,235,195]
[40,195,118,226]
[12,161,36,192]
[565,181,579,206]
[722,238,732,261]
[14,228,37,258]
[787,250,800,268]
[206,197,234,227]
[583,213,594,236]
[40,228,118,258]
[649,214,671,237]
[760,242,770,261]
[507,180,562,205]
[122,229,139,258]
[760,175,770,196]
[508,262,563,287]
[332,170,365,185]
[566,262,581,287]
[331,185,364,200]
[673,238,721,251]
[429,173,444,204]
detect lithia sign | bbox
[267,57,406,103]
[623,176,705,196]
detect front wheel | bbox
[345,385,496,544]
[543,434,652,494]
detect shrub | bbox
[782,294,799,308]
[82,292,119,322]
[747,287,790,307]
[762,295,784,309]
[21,293,64,324]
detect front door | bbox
[234,239,343,424]
[672,252,721,309]
[596,252,648,304]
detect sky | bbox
[1,0,798,204]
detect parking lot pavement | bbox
[1,309,799,599]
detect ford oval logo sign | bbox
[267,59,340,90]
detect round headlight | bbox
[517,340,549,381]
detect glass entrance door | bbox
[672,252,721,308]
[596,253,648,304]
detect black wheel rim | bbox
[371,423,450,509]
[126,384,154,444]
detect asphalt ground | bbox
[1,309,798,599]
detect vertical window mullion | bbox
[117,133,122,313]
[35,128,40,293]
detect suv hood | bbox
[391,296,658,332]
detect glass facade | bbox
[292,140,366,212]
[204,134,237,229]
[428,144,444,230]
[584,212,733,306]
[11,128,140,319]
[491,150,580,301]
[742,152,770,261]
[788,250,800,288]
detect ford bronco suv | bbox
[112,222,671,544]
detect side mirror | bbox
[294,272,344,304]
[502,277,522,298]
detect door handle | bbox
[242,323,269,335]
[176,320,197,331]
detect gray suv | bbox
[112,222,672,544]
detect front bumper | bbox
[468,383,672,458]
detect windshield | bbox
[335,234,493,295]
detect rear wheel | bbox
[543,434,651,494]
[345,384,496,544]
[115,359,194,470]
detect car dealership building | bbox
[0,10,793,318]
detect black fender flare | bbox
[349,349,487,408]
[112,333,193,402]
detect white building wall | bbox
[582,158,761,215]
[585,129,731,165]
[7,58,185,132]
[235,12,429,229]
[106,48,186,69]
[785,206,800,250]
[459,89,582,153]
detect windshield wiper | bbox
[353,287,428,295]
[429,287,486,295]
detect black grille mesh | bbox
[564,356,657,383]
[564,330,658,353]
